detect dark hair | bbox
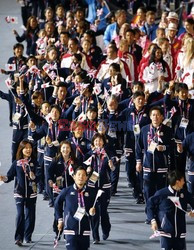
[132,81,144,89]
[32,91,44,100]
[60,31,70,37]
[86,106,97,114]
[51,104,62,116]
[16,139,35,160]
[56,140,76,162]
[185,18,194,26]
[26,16,38,33]
[91,133,107,147]
[58,82,67,89]
[133,91,145,99]
[13,43,24,51]
[125,28,136,36]
[72,53,82,63]
[47,45,58,54]
[55,3,64,11]
[69,37,79,45]
[109,63,120,72]
[84,29,97,45]
[75,6,85,15]
[168,170,184,186]
[41,101,50,107]
[74,166,87,175]
[177,83,189,92]
[149,45,166,72]
[70,121,84,132]
[149,106,164,116]
[26,55,37,62]
[108,42,118,53]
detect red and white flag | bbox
[42,63,50,73]
[5,78,13,88]
[83,156,93,166]
[170,107,176,117]
[168,196,187,213]
[93,84,101,95]
[28,65,40,75]
[41,82,51,89]
[149,230,161,239]
[68,164,74,176]
[5,64,16,71]
[5,16,18,24]
[78,112,87,122]
[111,84,122,95]
[104,87,109,98]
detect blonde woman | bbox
[176,38,194,91]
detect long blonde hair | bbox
[183,38,194,67]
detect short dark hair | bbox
[133,91,145,99]
[132,81,144,89]
[168,170,184,186]
[125,28,135,36]
[109,63,120,72]
[149,106,164,116]
[177,83,188,92]
[74,166,87,175]
[13,43,24,51]
[91,133,106,147]
[51,104,62,116]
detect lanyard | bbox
[94,149,106,172]
[18,159,29,177]
[56,99,66,112]
[78,191,85,208]
[50,122,59,141]
[132,108,145,125]
[72,137,84,156]
[82,97,92,114]
[63,159,71,172]
[148,125,162,144]
[86,121,95,140]
[178,100,190,119]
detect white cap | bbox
[191,6,194,15]
[167,22,178,31]
[167,12,179,20]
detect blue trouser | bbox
[126,153,143,197]
[160,236,186,250]
[12,128,28,162]
[143,172,167,203]
[91,188,111,241]
[15,197,37,242]
[188,174,194,195]
[65,235,90,250]
[44,158,54,205]
[110,160,120,193]
[37,151,45,193]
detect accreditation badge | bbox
[147,141,157,154]
[179,118,189,128]
[52,140,60,146]
[134,124,140,135]
[163,118,172,128]
[12,112,21,124]
[89,171,99,184]
[74,207,85,221]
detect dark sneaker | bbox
[15,240,22,246]
[136,197,145,204]
[102,233,109,240]
[93,240,100,244]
